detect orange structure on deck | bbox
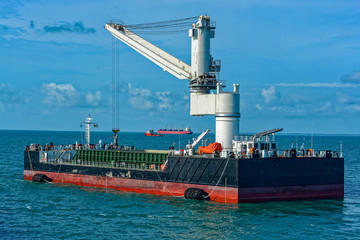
[198,142,222,155]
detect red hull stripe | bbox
[24,170,343,203]
[24,170,238,203]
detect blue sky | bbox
[1,0,360,134]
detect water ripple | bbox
[0,131,359,239]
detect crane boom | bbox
[191,129,210,148]
[105,16,240,151]
[252,128,283,140]
[105,23,191,80]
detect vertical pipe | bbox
[340,141,343,158]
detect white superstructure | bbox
[105,15,240,152]
[232,128,283,158]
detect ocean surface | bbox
[0,130,359,239]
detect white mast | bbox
[81,115,98,146]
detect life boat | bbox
[198,142,222,155]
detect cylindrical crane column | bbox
[189,15,213,79]
[215,84,240,151]
[216,116,239,151]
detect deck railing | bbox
[233,149,341,159]
[37,149,168,171]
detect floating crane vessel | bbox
[24,16,344,203]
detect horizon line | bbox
[0,129,359,136]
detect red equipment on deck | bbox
[198,142,222,155]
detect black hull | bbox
[24,151,344,203]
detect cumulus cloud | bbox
[184,102,190,111]
[42,83,109,108]
[255,104,263,110]
[126,83,184,112]
[0,18,98,43]
[336,93,360,112]
[337,93,353,104]
[129,96,153,110]
[0,83,24,103]
[128,83,151,97]
[0,83,30,113]
[42,83,78,106]
[261,86,279,103]
[350,105,360,112]
[320,101,332,111]
[85,91,102,106]
[127,83,154,110]
[249,83,360,118]
[340,71,360,84]
[156,91,172,111]
[42,21,96,34]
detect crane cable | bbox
[112,16,199,35]
[116,37,120,130]
[111,36,115,130]
[124,16,197,29]
[112,33,120,133]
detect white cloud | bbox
[42,83,78,106]
[156,91,172,111]
[129,97,153,110]
[336,93,360,113]
[0,83,24,102]
[350,105,360,112]
[85,91,102,106]
[127,83,154,110]
[184,102,190,111]
[261,86,279,103]
[320,101,332,111]
[126,83,178,112]
[128,83,152,97]
[0,83,30,113]
[341,71,360,84]
[338,93,360,104]
[0,15,101,45]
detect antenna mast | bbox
[81,115,98,146]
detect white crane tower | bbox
[105,15,240,151]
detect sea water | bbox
[0,130,359,239]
